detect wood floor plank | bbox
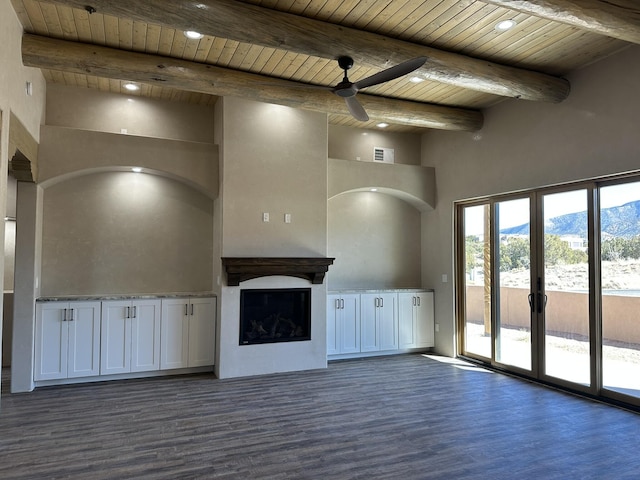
[2,354,640,479]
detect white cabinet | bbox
[34,301,101,381]
[161,297,216,369]
[327,290,434,358]
[398,292,435,349]
[327,294,360,355]
[360,293,398,352]
[100,299,161,375]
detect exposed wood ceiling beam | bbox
[47,0,570,103]
[22,34,484,131]
[482,0,640,45]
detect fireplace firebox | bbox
[239,288,311,345]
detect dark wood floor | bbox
[1,354,640,479]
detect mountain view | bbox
[500,200,640,238]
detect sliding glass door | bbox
[462,204,492,360]
[600,181,640,400]
[458,176,640,407]
[495,197,532,372]
[540,189,591,387]
[460,194,535,375]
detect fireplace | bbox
[239,288,311,345]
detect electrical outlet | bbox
[284,213,291,223]
[263,212,269,222]
[435,324,440,332]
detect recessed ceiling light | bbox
[124,83,139,91]
[410,76,424,83]
[495,19,517,31]
[376,123,389,128]
[131,167,143,173]
[184,30,204,39]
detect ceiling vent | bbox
[373,147,394,164]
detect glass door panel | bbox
[600,182,640,398]
[542,190,591,386]
[462,204,491,359]
[495,198,532,371]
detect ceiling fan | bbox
[332,56,427,121]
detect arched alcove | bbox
[40,170,214,296]
[327,190,422,290]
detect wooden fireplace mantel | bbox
[221,257,335,286]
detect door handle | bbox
[126,306,130,319]
[63,308,67,321]
[190,303,194,316]
[528,293,534,313]
[69,308,74,321]
[537,293,548,314]
[132,306,137,318]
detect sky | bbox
[464,181,640,236]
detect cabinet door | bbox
[67,302,101,378]
[360,294,379,352]
[161,299,190,369]
[188,297,215,367]
[34,303,68,381]
[415,292,435,348]
[340,294,361,354]
[398,293,417,349]
[131,299,161,372]
[326,295,341,356]
[378,293,398,351]
[100,300,132,375]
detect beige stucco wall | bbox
[220,98,328,258]
[41,171,214,296]
[421,45,640,357]
[328,157,435,211]
[328,124,422,165]
[38,125,218,198]
[328,191,421,290]
[0,0,45,142]
[36,88,219,295]
[1,0,46,395]
[45,84,215,143]
[217,97,328,379]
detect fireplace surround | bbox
[239,288,311,345]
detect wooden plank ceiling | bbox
[10,0,636,132]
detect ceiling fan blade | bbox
[354,56,427,90]
[345,96,369,121]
